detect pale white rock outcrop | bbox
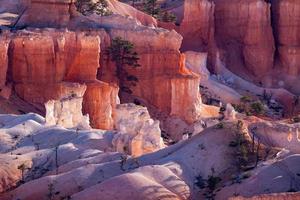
[45,95,91,130]
[224,103,237,120]
[112,103,164,157]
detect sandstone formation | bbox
[45,91,91,130]
[112,103,164,157]
[103,29,205,125]
[83,80,119,130]
[214,0,275,78]
[179,0,214,51]
[1,29,119,130]
[3,115,300,200]
[0,0,211,133]
[0,37,8,87]
[272,0,300,76]
[230,192,300,200]
[160,0,300,92]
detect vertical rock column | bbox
[272,0,300,75]
[9,30,119,130]
[0,35,10,98]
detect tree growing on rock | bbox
[75,0,112,16]
[143,0,160,17]
[142,0,177,23]
[107,37,140,96]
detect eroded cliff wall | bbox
[161,0,300,89]
[0,0,205,131]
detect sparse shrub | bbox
[17,163,27,183]
[207,174,222,191]
[195,175,206,189]
[262,90,273,105]
[292,116,300,123]
[234,98,265,116]
[215,122,224,129]
[47,182,55,200]
[143,0,160,17]
[158,11,177,23]
[195,168,222,199]
[240,96,252,103]
[75,0,112,16]
[250,101,265,115]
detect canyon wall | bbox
[2,30,119,130]
[0,37,8,87]
[103,28,203,123]
[161,0,299,89]
[0,0,205,131]
[272,0,300,76]
[214,0,275,79]
[179,0,214,51]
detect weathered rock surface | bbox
[4,29,119,130]
[230,192,300,200]
[113,103,164,157]
[2,116,299,200]
[272,0,300,76]
[179,0,214,51]
[17,0,73,28]
[45,91,91,130]
[0,36,9,87]
[103,29,205,125]
[83,81,119,130]
[0,0,213,131]
[214,0,275,78]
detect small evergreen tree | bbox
[107,37,140,95]
[158,11,177,23]
[143,0,160,17]
[75,0,112,16]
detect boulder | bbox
[112,103,164,157]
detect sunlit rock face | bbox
[0,0,215,131]
[45,87,91,130]
[6,30,119,130]
[83,80,119,130]
[101,28,204,125]
[113,103,164,157]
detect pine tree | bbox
[143,0,160,17]
[107,37,140,95]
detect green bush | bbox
[250,101,265,115]
[75,0,112,16]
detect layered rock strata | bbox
[0,0,207,131]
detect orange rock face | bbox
[214,0,275,78]
[102,28,204,124]
[0,36,9,87]
[83,81,119,130]
[8,30,119,130]
[2,0,209,130]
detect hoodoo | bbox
[1,0,300,199]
